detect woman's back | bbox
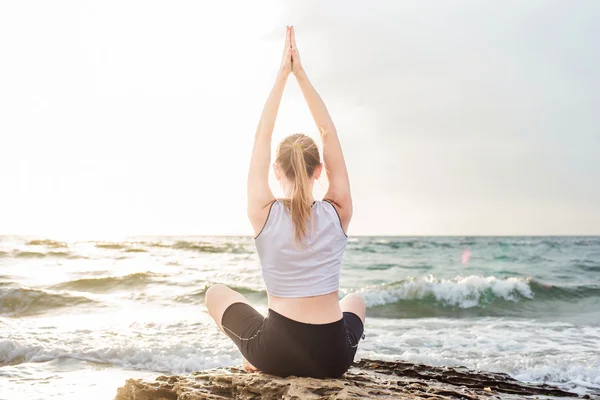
[255,200,347,323]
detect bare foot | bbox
[243,357,258,373]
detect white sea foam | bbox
[356,275,534,308]
[0,320,240,374]
[356,318,600,396]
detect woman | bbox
[205,26,366,379]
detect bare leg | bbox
[339,293,366,325]
[205,283,259,372]
[205,283,251,330]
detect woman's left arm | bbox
[247,27,292,235]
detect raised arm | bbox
[290,27,352,231]
[247,27,292,235]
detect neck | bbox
[282,180,315,202]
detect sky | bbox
[0,0,599,237]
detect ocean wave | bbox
[173,285,265,304]
[124,248,147,253]
[9,250,81,259]
[134,241,172,248]
[492,237,599,248]
[493,254,519,262]
[49,272,164,293]
[358,275,534,308]
[93,241,152,252]
[12,251,46,259]
[166,275,600,313]
[95,243,127,250]
[26,239,68,248]
[539,239,562,248]
[351,246,377,253]
[533,281,600,301]
[514,365,600,393]
[573,238,600,246]
[0,288,98,317]
[573,260,600,272]
[578,265,600,272]
[355,275,600,316]
[382,320,600,396]
[84,240,253,254]
[173,288,208,304]
[0,335,230,373]
[490,239,562,248]
[364,263,400,270]
[359,240,455,250]
[172,241,251,254]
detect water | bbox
[1,236,599,399]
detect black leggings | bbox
[221,302,364,378]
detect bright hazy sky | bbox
[1,0,599,237]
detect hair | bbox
[275,133,321,247]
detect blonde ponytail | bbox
[275,134,321,248]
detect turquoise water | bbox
[343,236,600,322]
[1,236,599,399]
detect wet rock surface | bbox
[115,358,596,399]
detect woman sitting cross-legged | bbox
[205,26,366,379]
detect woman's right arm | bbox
[290,27,352,231]
[247,27,292,235]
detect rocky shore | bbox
[114,358,595,399]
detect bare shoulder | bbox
[248,199,277,238]
[322,198,351,235]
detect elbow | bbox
[318,125,337,138]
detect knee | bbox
[345,292,365,307]
[342,293,367,319]
[205,284,228,309]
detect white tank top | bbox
[254,200,348,298]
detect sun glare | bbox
[0,1,301,238]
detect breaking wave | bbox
[0,288,98,317]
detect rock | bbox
[114,358,593,400]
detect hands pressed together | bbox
[280,26,303,76]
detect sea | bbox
[1,235,599,399]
